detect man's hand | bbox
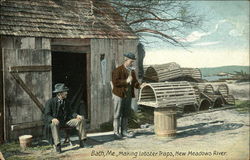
[76,115,83,120]
[52,118,59,125]
[126,75,133,84]
[140,83,147,89]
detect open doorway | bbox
[52,52,88,119]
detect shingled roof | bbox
[0,0,137,39]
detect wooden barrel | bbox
[154,107,176,137]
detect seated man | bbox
[44,83,91,153]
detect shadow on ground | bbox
[176,121,244,138]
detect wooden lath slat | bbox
[9,65,51,73]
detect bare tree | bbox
[109,0,203,47]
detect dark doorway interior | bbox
[52,52,88,119]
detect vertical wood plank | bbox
[103,39,110,123]
[2,48,16,141]
[86,53,91,120]
[117,39,124,65]
[96,39,102,126]
[106,39,113,122]
[90,39,97,128]
[0,45,4,143]
[99,39,105,124]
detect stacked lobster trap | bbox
[139,62,235,114]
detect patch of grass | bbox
[0,142,23,159]
[0,140,53,160]
[6,155,36,160]
[27,141,52,151]
[0,142,20,153]
[235,100,250,113]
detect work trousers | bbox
[113,94,132,134]
[50,118,87,146]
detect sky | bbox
[143,1,249,68]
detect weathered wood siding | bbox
[0,39,4,143]
[90,39,138,129]
[1,36,51,140]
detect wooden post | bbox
[154,106,177,137]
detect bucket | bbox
[154,107,176,137]
[19,135,33,149]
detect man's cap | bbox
[53,83,69,93]
[123,52,136,60]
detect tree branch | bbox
[135,28,180,44]
[129,17,178,25]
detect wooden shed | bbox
[0,0,139,142]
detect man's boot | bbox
[55,143,62,153]
[121,117,134,138]
[113,118,122,139]
[79,139,93,148]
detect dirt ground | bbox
[1,107,248,160]
[1,82,249,160]
[59,108,250,160]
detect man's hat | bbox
[53,83,69,93]
[123,52,136,60]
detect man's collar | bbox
[56,96,63,102]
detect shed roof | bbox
[0,0,137,39]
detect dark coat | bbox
[112,65,140,98]
[43,97,78,143]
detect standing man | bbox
[44,83,90,153]
[112,53,146,139]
